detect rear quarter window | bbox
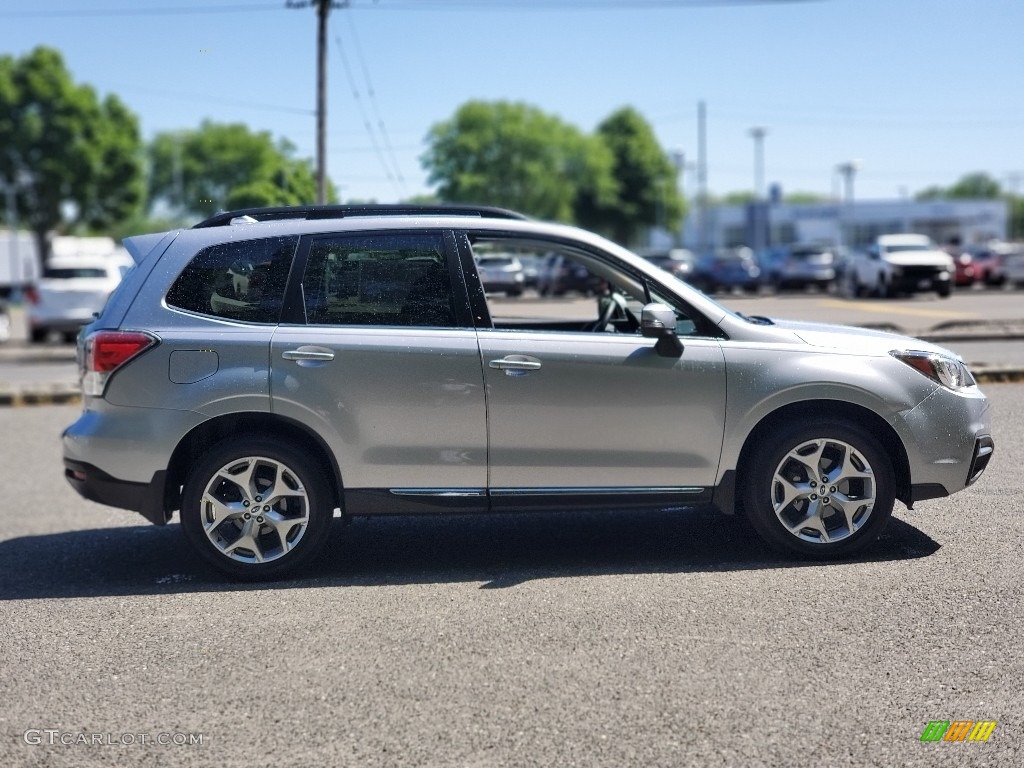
[165,236,298,323]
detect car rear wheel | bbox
[180,437,333,580]
[742,421,894,558]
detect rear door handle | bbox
[489,357,541,371]
[282,349,335,361]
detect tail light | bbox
[82,330,158,396]
[23,286,39,305]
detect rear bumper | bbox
[64,458,170,525]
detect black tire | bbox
[742,420,895,559]
[936,282,952,298]
[30,327,48,344]
[180,437,334,580]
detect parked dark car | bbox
[691,247,763,294]
[538,253,604,296]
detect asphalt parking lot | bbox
[1,389,1021,768]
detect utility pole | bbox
[289,0,347,204]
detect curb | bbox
[0,385,82,407]
[2,367,1023,408]
[972,367,1024,384]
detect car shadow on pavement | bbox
[0,507,940,599]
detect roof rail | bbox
[192,204,529,229]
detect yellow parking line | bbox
[816,299,975,320]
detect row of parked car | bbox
[476,237,1024,299]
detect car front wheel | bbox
[742,421,895,558]
[180,437,333,579]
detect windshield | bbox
[884,244,932,253]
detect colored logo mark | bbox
[200,49,212,53]
[199,199,214,203]
[920,720,997,742]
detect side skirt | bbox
[343,487,714,516]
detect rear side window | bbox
[166,236,298,323]
[302,233,457,327]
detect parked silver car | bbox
[63,205,994,579]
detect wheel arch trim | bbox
[164,412,344,517]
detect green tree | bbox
[916,173,1003,201]
[914,185,947,201]
[148,121,330,219]
[784,191,829,204]
[0,46,144,263]
[587,107,684,246]
[421,100,616,223]
[721,191,757,205]
[947,172,1001,199]
[1009,197,1024,241]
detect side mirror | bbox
[641,303,683,357]
[640,303,677,338]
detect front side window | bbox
[302,233,457,327]
[469,235,705,337]
[166,236,297,323]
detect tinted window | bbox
[302,233,457,327]
[166,236,297,323]
[44,267,107,279]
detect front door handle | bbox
[489,357,541,371]
[282,349,335,362]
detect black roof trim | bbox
[192,204,529,229]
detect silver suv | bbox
[63,205,994,579]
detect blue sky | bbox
[2,0,1022,206]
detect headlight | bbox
[890,350,976,390]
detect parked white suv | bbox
[27,254,133,342]
[846,234,954,298]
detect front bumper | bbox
[898,384,993,502]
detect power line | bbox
[333,33,405,198]
[0,3,279,18]
[354,0,821,8]
[0,0,820,17]
[341,8,408,195]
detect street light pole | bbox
[835,160,862,247]
[836,160,860,204]
[749,127,767,200]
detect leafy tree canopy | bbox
[947,172,1002,199]
[587,107,684,245]
[421,100,616,224]
[916,172,1003,201]
[148,120,334,220]
[0,46,144,262]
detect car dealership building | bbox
[680,198,1008,251]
